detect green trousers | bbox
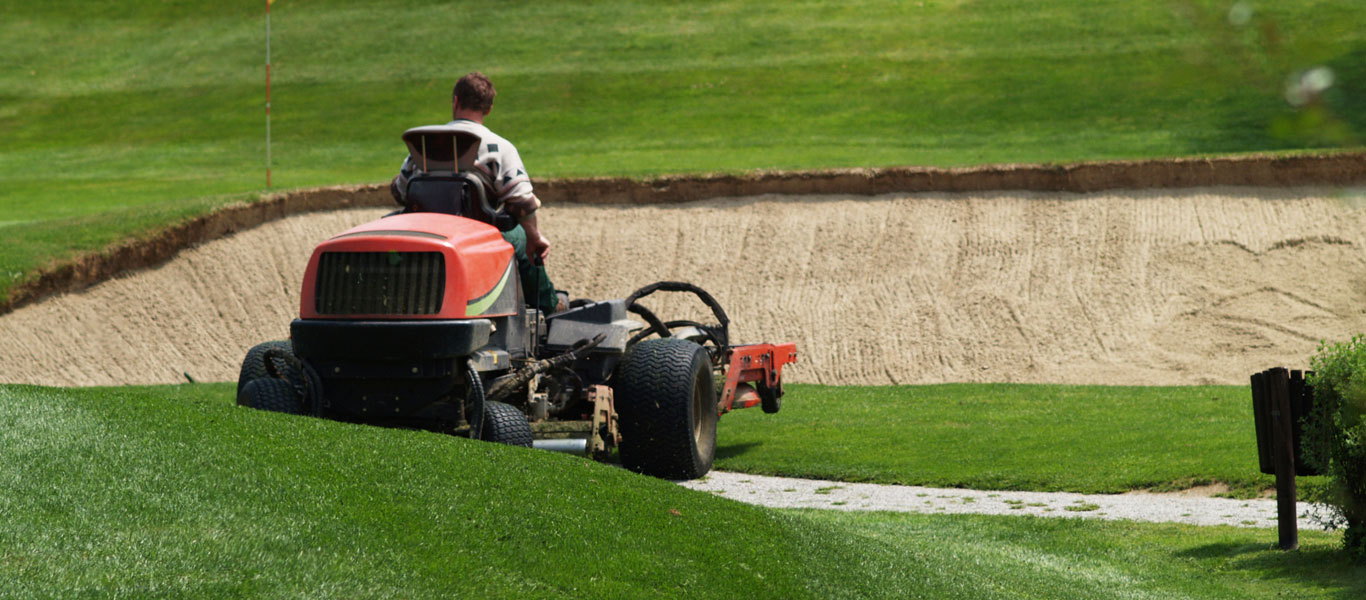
[501,225,559,310]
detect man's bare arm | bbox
[520,211,550,262]
[508,194,549,261]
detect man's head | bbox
[452,72,496,121]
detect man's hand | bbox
[521,213,551,263]
[527,230,551,263]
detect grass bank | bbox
[3,0,1363,303]
[716,383,1296,497]
[0,383,927,598]
[1,383,1361,598]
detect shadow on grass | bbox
[1175,541,1365,599]
[716,441,762,461]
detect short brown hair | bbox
[453,72,496,113]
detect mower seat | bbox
[399,125,517,231]
[404,171,515,231]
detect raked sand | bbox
[4,186,1366,387]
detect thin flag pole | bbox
[266,0,273,189]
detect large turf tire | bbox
[614,337,719,480]
[236,340,295,402]
[479,401,534,447]
[238,377,305,415]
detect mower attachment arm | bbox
[717,343,798,414]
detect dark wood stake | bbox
[1270,367,1299,550]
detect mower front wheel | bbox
[614,338,718,480]
[237,340,297,402]
[479,401,534,447]
[238,377,305,415]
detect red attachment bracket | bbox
[717,343,798,414]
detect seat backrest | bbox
[402,126,482,172]
[398,125,518,231]
[404,170,517,232]
[405,173,469,216]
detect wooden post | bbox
[1250,370,1273,474]
[1269,367,1299,550]
[266,0,273,189]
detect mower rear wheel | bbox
[614,338,718,480]
[479,401,534,447]
[239,377,305,415]
[237,340,296,402]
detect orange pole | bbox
[266,0,272,189]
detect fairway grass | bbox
[1,383,1362,598]
[3,0,1364,303]
[716,383,1299,497]
[803,511,1365,599]
[0,383,908,598]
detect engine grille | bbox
[314,251,445,315]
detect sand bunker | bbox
[4,186,1366,387]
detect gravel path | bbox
[679,471,1331,530]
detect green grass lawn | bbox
[2,0,1363,304]
[716,383,1298,497]
[1,382,1362,598]
[808,511,1365,599]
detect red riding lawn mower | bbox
[236,126,797,479]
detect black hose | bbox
[466,361,486,440]
[626,319,722,347]
[263,348,325,417]
[622,281,730,348]
[301,361,325,417]
[626,303,671,338]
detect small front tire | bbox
[479,401,534,447]
[239,377,305,415]
[237,340,296,402]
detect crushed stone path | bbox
[678,471,1331,530]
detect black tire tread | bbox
[480,401,534,447]
[237,340,294,400]
[761,383,782,414]
[240,377,305,415]
[615,337,717,479]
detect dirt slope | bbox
[4,186,1365,387]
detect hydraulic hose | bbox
[466,361,486,440]
[263,348,326,417]
[485,333,606,403]
[623,281,731,349]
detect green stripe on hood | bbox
[465,259,513,316]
